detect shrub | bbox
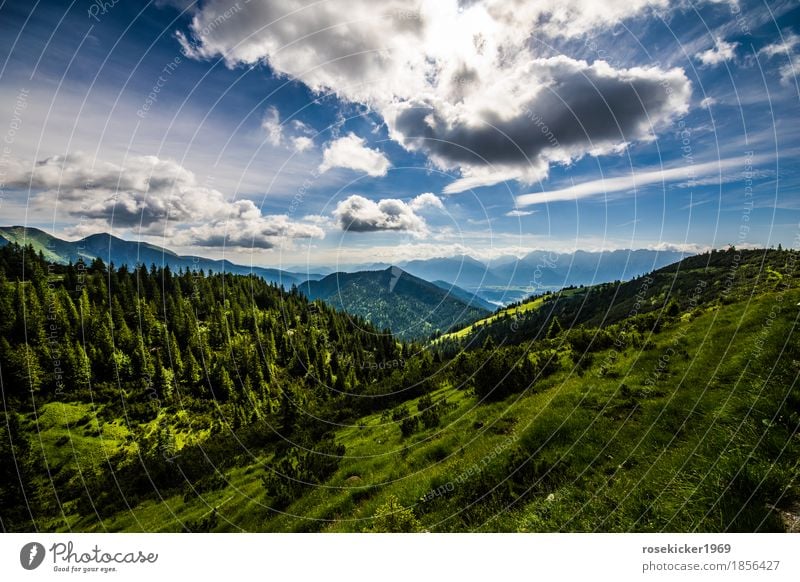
[366,495,422,532]
[400,416,419,437]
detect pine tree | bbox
[546,316,563,339]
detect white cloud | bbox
[700,96,717,108]
[261,106,283,146]
[408,192,444,211]
[759,32,800,58]
[443,165,547,194]
[515,156,767,206]
[697,38,738,66]
[505,209,536,217]
[9,152,324,249]
[759,32,800,85]
[262,106,318,152]
[333,193,443,234]
[292,136,314,152]
[180,214,324,249]
[178,1,691,189]
[319,133,391,177]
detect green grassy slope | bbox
[35,265,798,532]
[434,289,586,343]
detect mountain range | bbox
[0,226,323,287]
[345,249,691,305]
[0,226,693,338]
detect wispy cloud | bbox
[515,157,767,207]
[759,31,800,85]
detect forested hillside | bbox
[0,242,428,531]
[299,267,491,340]
[1,244,798,532]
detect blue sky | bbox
[0,0,798,269]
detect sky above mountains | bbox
[1,0,798,269]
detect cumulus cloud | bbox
[10,152,324,248]
[391,57,690,189]
[181,214,324,249]
[697,38,738,66]
[408,192,444,211]
[177,0,692,191]
[333,193,443,234]
[319,133,390,176]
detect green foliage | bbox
[300,268,490,340]
[262,439,345,509]
[399,416,419,438]
[1,243,798,533]
[366,495,422,532]
[473,347,558,401]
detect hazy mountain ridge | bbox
[0,226,323,287]
[342,249,692,305]
[0,226,689,307]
